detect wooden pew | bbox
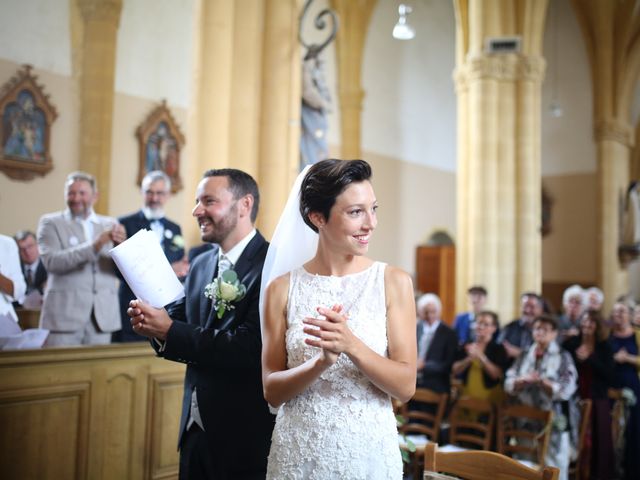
[0,343,185,479]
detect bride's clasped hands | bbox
[302,304,353,365]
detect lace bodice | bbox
[266,261,402,479]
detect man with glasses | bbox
[498,292,544,367]
[113,170,187,342]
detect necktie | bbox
[218,254,232,276]
[25,267,34,290]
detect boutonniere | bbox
[204,269,247,319]
[164,230,185,250]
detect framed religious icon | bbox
[136,100,185,193]
[0,65,57,180]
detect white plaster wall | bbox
[541,0,596,175]
[0,0,71,75]
[115,0,197,108]
[361,0,457,173]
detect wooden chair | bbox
[608,388,625,447]
[608,388,626,477]
[424,442,560,480]
[568,399,592,480]
[497,403,553,467]
[448,396,495,450]
[398,388,449,480]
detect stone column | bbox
[257,0,302,237]
[453,0,547,323]
[594,120,633,307]
[570,0,640,310]
[330,0,377,159]
[186,0,300,242]
[75,0,122,214]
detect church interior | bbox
[1,0,640,478]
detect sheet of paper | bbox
[0,313,21,335]
[0,329,49,350]
[0,314,49,350]
[109,229,185,308]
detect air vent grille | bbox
[485,36,522,54]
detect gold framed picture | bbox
[0,65,57,180]
[136,100,185,193]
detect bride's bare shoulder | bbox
[383,264,413,290]
[265,271,291,298]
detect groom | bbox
[128,169,275,479]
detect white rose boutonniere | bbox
[172,234,185,250]
[164,230,185,250]
[204,269,247,319]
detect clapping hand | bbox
[110,223,126,245]
[502,340,522,359]
[465,343,482,359]
[303,304,353,366]
[575,344,593,361]
[614,347,630,364]
[93,223,127,252]
[514,371,540,390]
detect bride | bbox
[261,159,416,479]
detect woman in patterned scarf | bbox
[504,315,578,480]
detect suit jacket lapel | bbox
[204,232,264,331]
[200,249,218,327]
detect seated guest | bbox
[452,285,488,345]
[452,310,508,405]
[114,170,186,343]
[563,309,615,480]
[498,292,543,366]
[505,315,578,480]
[0,234,27,323]
[14,230,47,296]
[558,284,586,341]
[416,293,458,394]
[609,301,640,480]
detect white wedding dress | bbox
[266,262,402,480]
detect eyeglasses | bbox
[475,322,494,328]
[533,326,553,333]
[145,190,167,197]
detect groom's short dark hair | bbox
[299,159,372,233]
[203,168,260,222]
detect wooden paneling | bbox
[416,245,456,324]
[147,372,184,480]
[0,383,90,479]
[0,344,185,480]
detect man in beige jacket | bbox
[38,171,126,346]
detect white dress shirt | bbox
[0,234,27,322]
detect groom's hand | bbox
[128,299,172,340]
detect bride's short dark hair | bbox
[299,159,372,232]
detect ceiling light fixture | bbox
[393,4,415,40]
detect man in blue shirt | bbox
[452,285,487,345]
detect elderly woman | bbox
[585,286,604,312]
[505,315,578,480]
[563,309,615,480]
[558,284,586,341]
[609,302,640,480]
[452,310,508,405]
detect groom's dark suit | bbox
[159,231,275,479]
